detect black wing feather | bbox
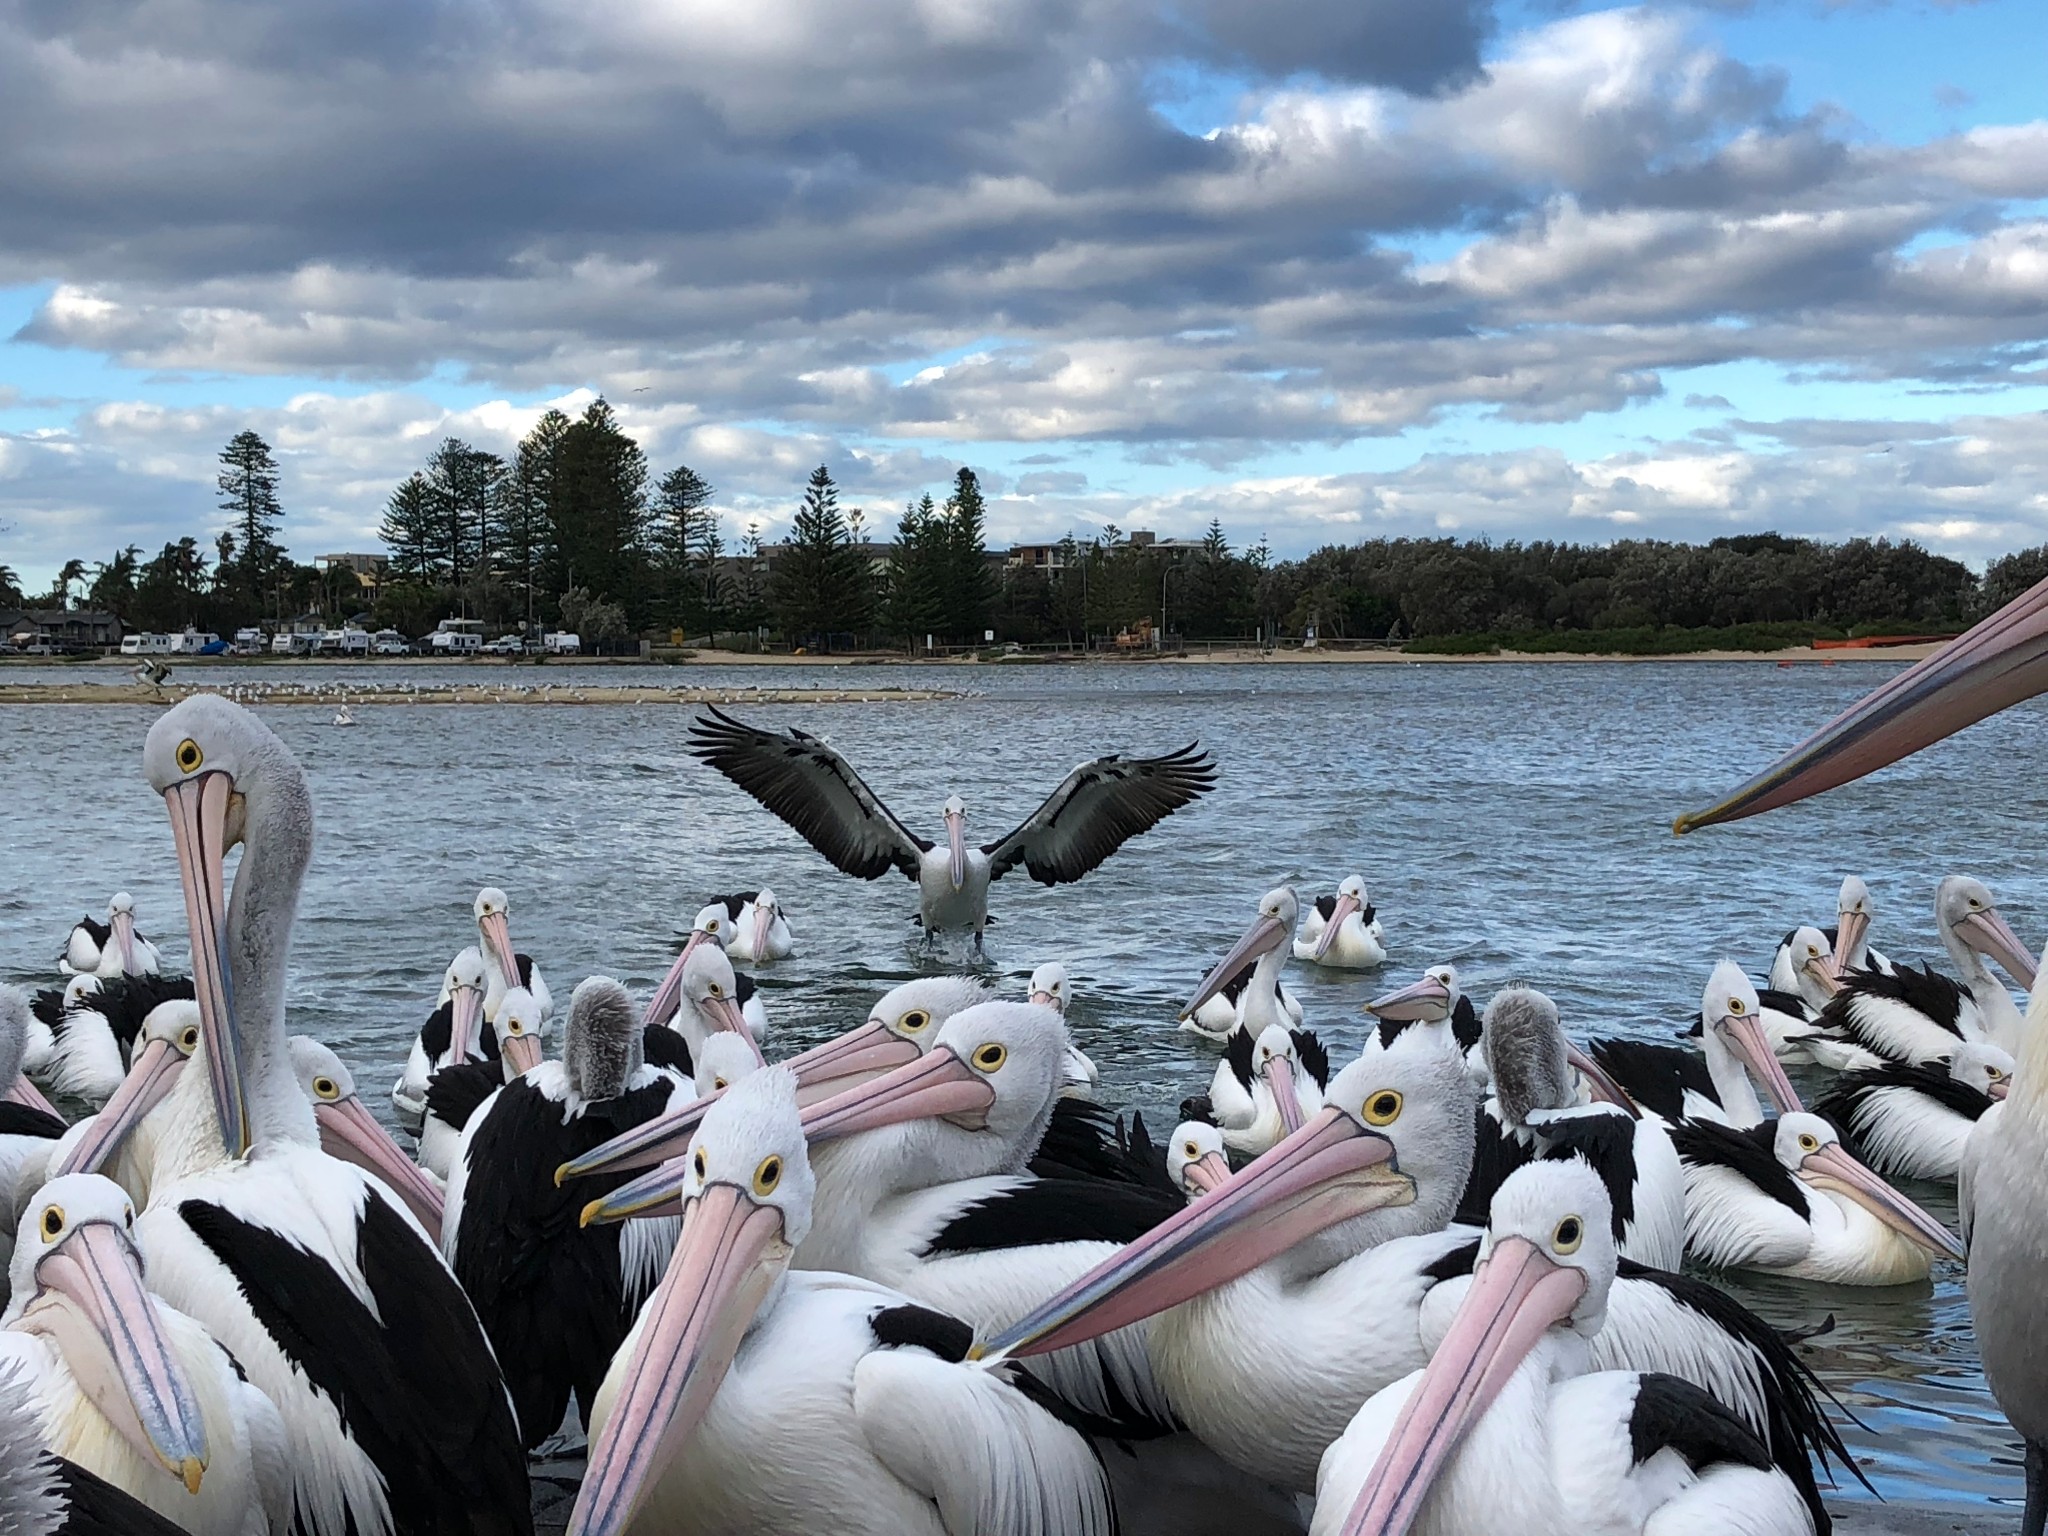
[983,743,1218,886]
[423,1062,505,1135]
[0,1101,67,1139]
[1588,1037,1717,1122]
[923,1175,1181,1256]
[53,1459,191,1535]
[1669,1120,1810,1218]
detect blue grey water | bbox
[6,658,2046,1511]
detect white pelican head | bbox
[1773,1112,1964,1260]
[1832,876,1875,976]
[1937,875,2037,989]
[289,1037,445,1241]
[1167,1120,1230,1200]
[473,886,519,987]
[1700,960,1802,1113]
[1028,961,1069,1013]
[1951,1040,2014,1100]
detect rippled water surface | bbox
[8,658,2048,1509]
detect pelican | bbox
[723,889,793,963]
[1201,1024,1328,1158]
[1294,876,1386,969]
[1463,988,1686,1273]
[0,1172,287,1533]
[0,989,67,1292]
[289,1038,448,1243]
[0,1354,192,1534]
[1670,1112,1964,1284]
[39,975,195,1108]
[654,944,764,1065]
[417,984,546,1182]
[1311,1160,1818,1536]
[473,886,553,1023]
[41,1002,202,1211]
[567,1064,1114,1536]
[643,904,770,1048]
[1026,961,1100,1094]
[1165,1120,1232,1198]
[443,976,690,1448]
[59,894,161,979]
[1180,887,1307,1044]
[389,948,488,1132]
[1814,1042,2011,1183]
[687,706,1216,949]
[1587,962,1805,1129]
[1771,876,1892,990]
[113,693,532,1536]
[1364,963,1483,1061]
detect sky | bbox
[1,0,2043,591]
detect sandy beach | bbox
[0,681,957,705]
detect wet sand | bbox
[0,681,956,705]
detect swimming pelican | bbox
[643,903,770,1047]
[1814,1042,2011,1183]
[1364,963,1484,1062]
[1026,962,1100,1094]
[1588,962,1805,1129]
[654,944,765,1065]
[59,894,161,979]
[0,1355,191,1534]
[0,1172,287,1533]
[117,693,532,1535]
[389,948,488,1132]
[567,1064,1114,1536]
[723,889,793,963]
[1165,1120,1232,1198]
[444,977,691,1449]
[1180,887,1307,1043]
[687,706,1217,949]
[1294,877,1386,969]
[39,974,195,1108]
[417,984,546,1181]
[1200,1024,1328,1158]
[1770,876,1893,991]
[1311,1160,1818,1536]
[473,886,553,1023]
[1671,1112,1964,1284]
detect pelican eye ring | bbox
[1726,997,1746,1016]
[1797,1133,1820,1153]
[972,1043,1007,1073]
[507,1019,524,1035]
[179,1026,200,1051]
[174,738,203,773]
[1184,1141,1201,1158]
[693,1149,708,1181]
[312,1076,339,1100]
[39,1206,63,1242]
[705,919,720,933]
[707,983,724,998]
[753,1156,782,1196]
[899,1009,931,1032]
[1553,1216,1583,1254]
[1363,1090,1403,1126]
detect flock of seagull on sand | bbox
[5,578,2048,1536]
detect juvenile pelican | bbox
[567,1065,1114,1536]
[687,706,1216,949]
[1294,876,1386,969]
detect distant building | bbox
[315,553,389,591]
[0,608,124,650]
[1125,530,1203,554]
[1007,543,1069,573]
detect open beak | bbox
[1714,1014,1804,1114]
[162,772,251,1158]
[447,982,484,1068]
[946,811,968,891]
[644,931,709,1032]
[22,1220,210,1494]
[1263,1054,1305,1135]
[1831,909,1871,978]
[315,1095,446,1243]
[972,1109,1409,1362]
[1562,1042,1640,1119]
[1182,1151,1232,1197]
[1958,907,2040,990]
[1315,894,1361,961]
[1182,915,1288,1021]
[52,1039,187,1179]
[1800,1144,1966,1261]
[479,909,520,991]
[6,1073,61,1117]
[582,1047,998,1227]
[1334,1235,1585,1536]
[1675,576,2048,834]
[112,909,140,978]
[1365,975,1451,1024]
[568,1183,789,1536]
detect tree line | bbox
[7,415,2045,652]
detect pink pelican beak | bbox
[970,1108,1410,1363]
[750,904,772,961]
[1561,1041,1642,1118]
[20,1213,212,1493]
[1181,1150,1232,1197]
[1712,1010,1804,1114]
[1802,951,1845,998]
[946,809,968,890]
[5,1073,61,1117]
[111,907,141,977]
[1314,892,1361,961]
[701,992,763,1064]
[1958,905,2039,991]
[1676,574,2048,834]
[1264,1052,1306,1135]
[582,1046,998,1226]
[478,908,520,994]
[1990,1075,2013,1101]
[1334,1234,1586,1536]
[1830,908,1871,980]
[447,981,485,1068]
[1181,912,1289,1021]
[568,1182,790,1536]
[314,1094,447,1243]
[500,1029,545,1077]
[51,1037,188,1178]
[644,930,710,1032]
[1798,1143,1965,1261]
[161,770,251,1157]
[1364,974,1450,1023]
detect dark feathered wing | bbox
[686,707,927,881]
[983,744,1218,886]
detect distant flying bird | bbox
[686,706,1218,949]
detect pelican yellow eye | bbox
[179,1026,199,1051]
[1798,1132,1820,1153]
[1970,898,1983,910]
[899,1009,931,1032]
[705,920,720,933]
[1363,1089,1403,1126]
[39,1206,63,1242]
[752,1155,782,1196]
[972,1043,1007,1073]
[1727,997,1746,1016]
[707,983,724,998]
[1183,1140,1201,1158]
[174,738,203,773]
[312,1076,339,1101]
[507,1020,524,1035]
[711,1075,729,1091]
[693,1148,708,1181]
[1553,1216,1584,1254]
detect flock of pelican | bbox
[3,580,2048,1536]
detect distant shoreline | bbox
[0,681,957,706]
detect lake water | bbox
[7,657,2048,1510]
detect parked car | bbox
[484,634,524,654]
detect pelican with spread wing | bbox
[686,706,1218,950]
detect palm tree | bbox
[89,546,141,613]
[47,558,88,609]
[0,564,21,606]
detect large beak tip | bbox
[579,1198,605,1229]
[182,1457,205,1495]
